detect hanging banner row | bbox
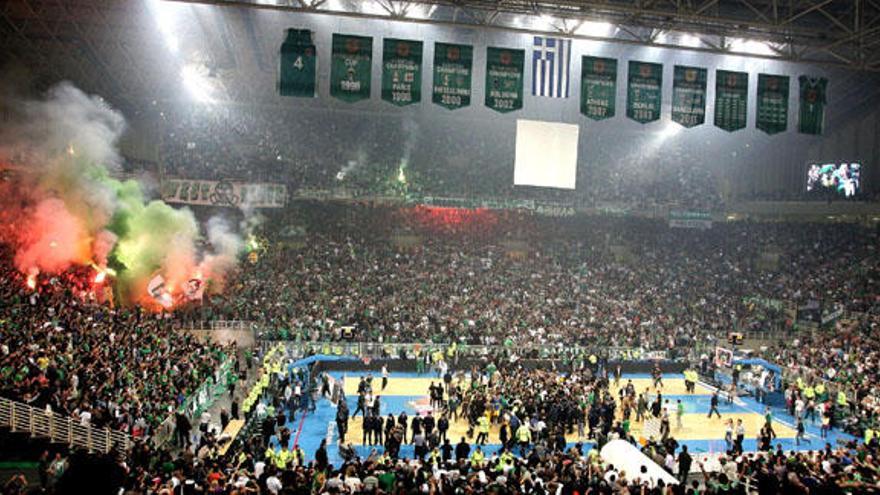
[279,29,828,135]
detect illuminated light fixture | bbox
[408,4,437,19]
[538,14,557,30]
[576,20,614,37]
[361,0,387,16]
[729,38,775,56]
[148,0,181,54]
[181,64,214,103]
[679,34,701,47]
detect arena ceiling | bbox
[2,0,880,110]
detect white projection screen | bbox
[514,119,579,189]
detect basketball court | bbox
[272,371,853,465]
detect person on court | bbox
[708,390,722,419]
[381,365,389,390]
[336,399,349,442]
[734,419,745,453]
[676,399,684,430]
[476,414,490,445]
[652,363,663,389]
[724,419,733,451]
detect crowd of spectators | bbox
[2,196,880,493]
[0,244,234,440]
[188,204,879,345]
[156,104,744,209]
[12,347,879,495]
[183,203,880,435]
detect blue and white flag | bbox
[532,37,571,98]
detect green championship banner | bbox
[671,66,707,128]
[756,74,789,135]
[279,29,317,97]
[381,38,422,106]
[798,76,827,135]
[714,70,748,132]
[626,61,662,123]
[485,47,524,113]
[580,56,616,120]
[432,43,473,110]
[330,34,372,102]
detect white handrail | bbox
[178,320,256,332]
[0,396,133,454]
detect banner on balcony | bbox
[162,179,288,208]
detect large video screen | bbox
[806,162,861,198]
[514,119,578,190]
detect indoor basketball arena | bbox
[1,0,880,493]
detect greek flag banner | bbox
[532,37,571,98]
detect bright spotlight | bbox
[538,14,557,30]
[148,0,182,54]
[361,0,387,15]
[576,21,614,37]
[730,38,775,56]
[679,34,701,47]
[408,4,437,19]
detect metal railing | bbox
[153,358,235,447]
[0,397,133,454]
[266,340,678,362]
[177,320,256,332]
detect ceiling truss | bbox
[183,0,880,70]
[1,0,879,113]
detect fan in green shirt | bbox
[377,470,396,492]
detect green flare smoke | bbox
[0,82,243,306]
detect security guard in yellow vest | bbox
[837,390,848,407]
[476,416,490,445]
[804,386,815,400]
[496,450,514,472]
[469,447,485,467]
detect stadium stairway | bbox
[200,349,261,447]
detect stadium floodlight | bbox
[407,5,437,19]
[679,34,701,48]
[575,21,614,38]
[537,14,558,30]
[360,0,388,16]
[148,0,182,54]
[729,39,775,56]
[181,64,214,103]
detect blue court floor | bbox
[267,372,856,465]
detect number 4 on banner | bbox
[279,29,317,98]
